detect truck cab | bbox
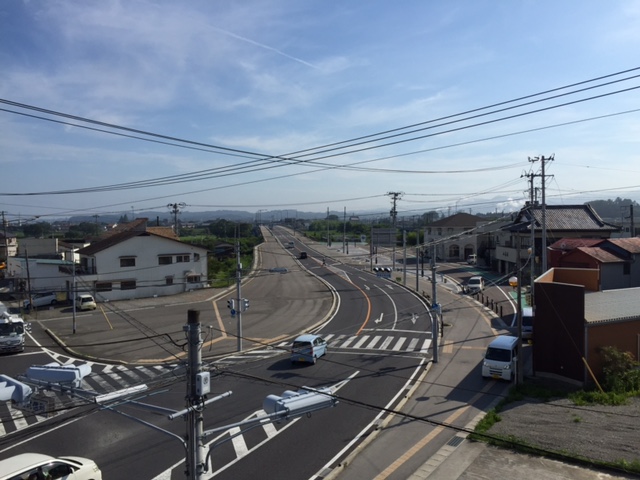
[0,311,30,353]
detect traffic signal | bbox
[263,387,337,420]
[241,298,249,311]
[26,363,92,389]
[0,374,32,404]
[227,299,235,310]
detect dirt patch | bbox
[486,379,640,469]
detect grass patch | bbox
[569,390,632,406]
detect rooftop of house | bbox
[78,218,197,256]
[509,204,621,233]
[428,212,485,228]
[585,288,640,324]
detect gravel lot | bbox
[486,384,640,471]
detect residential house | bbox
[6,256,74,296]
[76,219,209,301]
[496,204,620,278]
[548,237,640,290]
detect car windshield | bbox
[0,323,23,335]
[486,347,511,362]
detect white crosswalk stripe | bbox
[272,332,432,355]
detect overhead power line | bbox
[0,66,638,204]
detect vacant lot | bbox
[487,392,640,470]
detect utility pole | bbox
[527,155,553,277]
[415,228,420,292]
[402,226,407,286]
[516,234,524,385]
[387,192,403,272]
[185,309,206,479]
[1,211,8,262]
[236,238,243,352]
[343,207,346,254]
[72,257,77,334]
[326,207,330,247]
[430,244,439,364]
[167,202,186,237]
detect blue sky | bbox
[1,0,639,223]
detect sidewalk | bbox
[301,237,633,480]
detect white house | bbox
[76,219,209,301]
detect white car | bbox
[23,292,59,310]
[465,276,485,294]
[0,453,102,480]
[76,294,97,311]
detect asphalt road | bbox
[2,227,629,480]
[1,227,432,480]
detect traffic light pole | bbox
[236,240,243,352]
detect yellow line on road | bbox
[373,382,494,480]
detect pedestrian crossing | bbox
[0,353,180,438]
[266,331,432,357]
[321,332,432,355]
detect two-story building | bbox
[76,219,209,301]
[424,213,488,262]
[496,204,620,279]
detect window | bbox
[165,276,174,286]
[120,257,136,267]
[96,282,112,292]
[194,253,200,261]
[187,275,201,284]
[176,254,190,263]
[158,256,173,265]
[121,280,136,290]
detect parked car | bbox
[290,334,327,364]
[464,276,485,294]
[23,292,58,310]
[76,294,97,311]
[0,452,102,480]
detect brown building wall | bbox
[533,281,586,382]
[586,319,640,380]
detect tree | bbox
[22,222,52,238]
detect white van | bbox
[0,453,102,480]
[482,335,518,381]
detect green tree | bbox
[22,222,52,238]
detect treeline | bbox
[587,198,639,219]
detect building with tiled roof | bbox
[548,237,640,289]
[74,219,209,301]
[495,204,620,278]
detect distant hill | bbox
[586,198,639,220]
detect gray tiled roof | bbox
[429,212,484,227]
[510,205,620,232]
[585,288,640,324]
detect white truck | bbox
[0,302,30,353]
